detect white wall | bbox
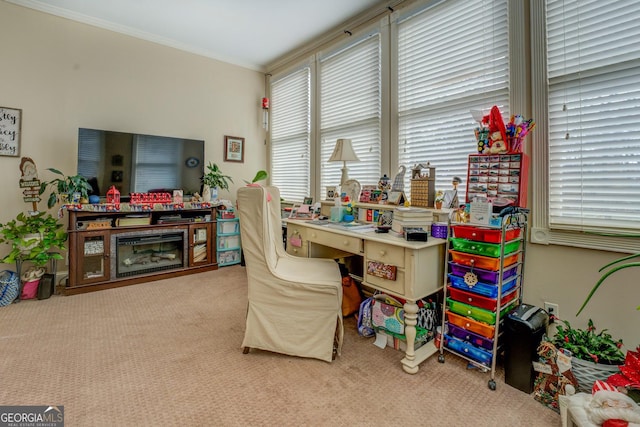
[0,1,265,216]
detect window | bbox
[270,65,312,202]
[267,0,514,206]
[394,0,509,200]
[319,31,382,197]
[531,0,640,251]
[77,128,103,179]
[132,135,180,192]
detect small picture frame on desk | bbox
[289,203,317,220]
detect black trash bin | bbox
[504,303,549,393]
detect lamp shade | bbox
[329,139,360,162]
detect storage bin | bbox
[448,262,518,284]
[449,250,518,271]
[448,272,518,298]
[446,310,495,339]
[444,334,493,366]
[449,238,520,257]
[447,323,494,351]
[447,286,518,311]
[452,224,521,243]
[446,298,518,325]
[218,235,240,249]
[219,221,239,234]
[218,210,236,219]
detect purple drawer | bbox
[447,323,494,350]
[448,261,518,284]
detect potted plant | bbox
[552,318,625,392]
[434,190,445,210]
[0,211,68,267]
[39,168,93,209]
[201,162,233,202]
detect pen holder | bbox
[330,206,343,222]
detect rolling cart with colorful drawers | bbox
[437,212,528,390]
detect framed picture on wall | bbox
[224,135,244,163]
[0,106,22,157]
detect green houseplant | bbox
[39,168,93,209]
[202,162,233,191]
[553,318,625,392]
[0,211,68,267]
[201,162,233,202]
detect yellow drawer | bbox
[365,268,405,295]
[365,241,405,268]
[308,229,363,254]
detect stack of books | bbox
[391,207,433,236]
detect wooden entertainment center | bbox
[64,204,219,295]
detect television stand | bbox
[64,204,218,295]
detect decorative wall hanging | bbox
[224,135,244,163]
[0,106,22,157]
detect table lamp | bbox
[329,138,360,185]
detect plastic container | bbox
[451,224,521,243]
[446,310,495,339]
[431,223,448,239]
[447,323,494,351]
[446,297,518,325]
[449,238,520,257]
[448,273,518,298]
[448,262,518,284]
[449,250,519,271]
[444,334,493,366]
[447,286,519,311]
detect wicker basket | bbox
[571,356,621,393]
[0,270,19,306]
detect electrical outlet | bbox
[544,302,559,321]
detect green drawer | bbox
[446,297,518,325]
[449,237,520,257]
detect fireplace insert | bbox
[111,229,187,278]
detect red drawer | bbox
[447,286,518,311]
[452,225,521,243]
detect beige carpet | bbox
[0,265,560,426]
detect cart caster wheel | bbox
[438,354,445,363]
[488,379,496,390]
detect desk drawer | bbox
[308,229,363,254]
[365,241,405,268]
[366,268,405,295]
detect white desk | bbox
[286,219,446,374]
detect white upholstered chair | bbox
[236,185,343,362]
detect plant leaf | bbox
[576,262,640,316]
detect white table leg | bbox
[401,300,419,374]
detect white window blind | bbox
[77,128,103,179]
[270,66,311,202]
[396,0,509,200]
[133,135,180,192]
[319,32,382,196]
[546,0,640,233]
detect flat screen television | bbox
[77,128,205,199]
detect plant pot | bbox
[202,184,211,202]
[435,201,443,209]
[571,356,621,393]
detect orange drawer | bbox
[448,250,518,271]
[446,310,495,339]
